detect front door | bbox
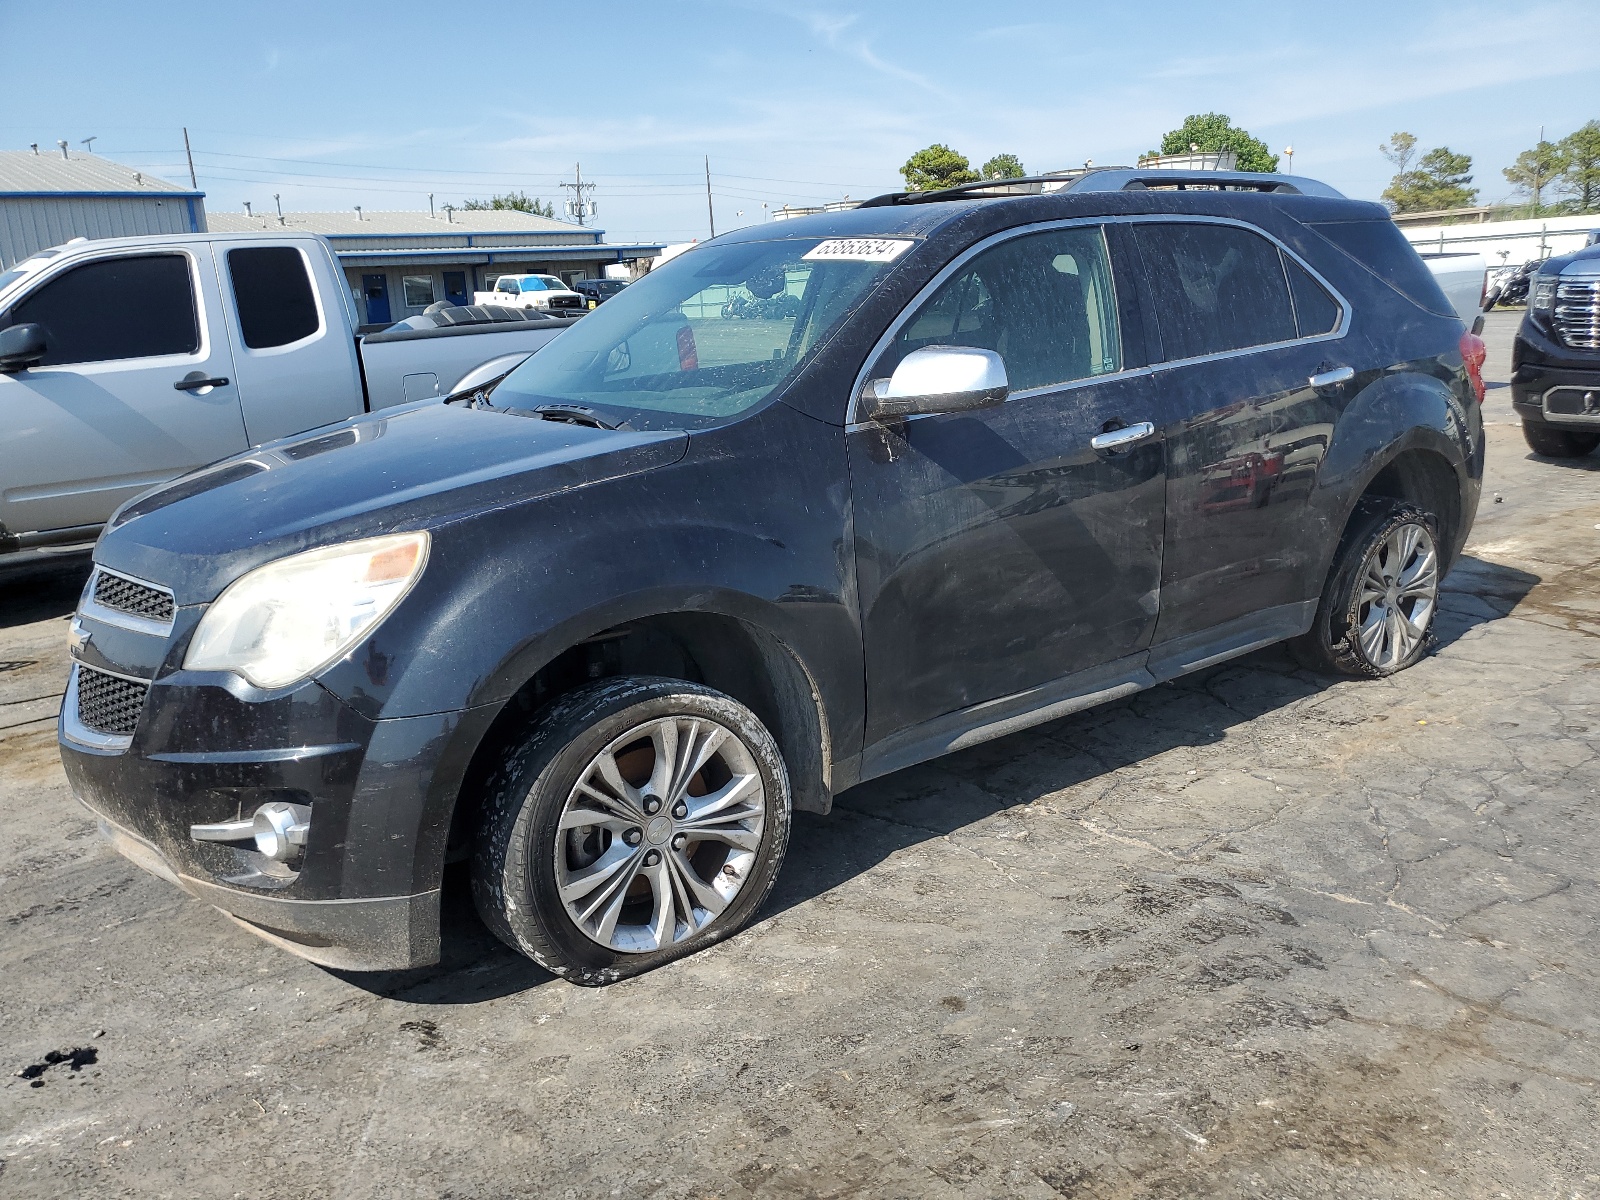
[848,224,1166,747]
[0,248,247,538]
[443,271,469,307]
[362,274,390,325]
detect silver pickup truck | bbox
[0,231,574,568]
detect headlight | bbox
[1531,277,1556,314]
[184,532,429,689]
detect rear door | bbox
[848,223,1167,746]
[213,241,365,444]
[1128,219,1352,655]
[0,248,246,538]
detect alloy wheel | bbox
[554,716,767,953]
[1355,521,1438,670]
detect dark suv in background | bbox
[60,169,1485,985]
[1512,242,1600,457]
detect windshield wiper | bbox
[530,403,619,430]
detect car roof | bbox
[709,183,1384,249]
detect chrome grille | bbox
[75,665,149,737]
[91,569,175,624]
[1554,279,1600,350]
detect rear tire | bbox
[1292,500,1441,679]
[472,676,791,986]
[1522,420,1600,458]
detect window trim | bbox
[845,214,1351,428]
[3,247,210,371]
[224,243,327,356]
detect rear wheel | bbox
[1522,420,1600,458]
[472,676,791,985]
[1292,501,1441,678]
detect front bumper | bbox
[60,614,495,970]
[1511,322,1600,428]
[90,810,439,971]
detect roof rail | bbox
[857,168,1345,208]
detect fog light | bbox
[191,801,311,862]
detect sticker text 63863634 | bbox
[801,239,915,263]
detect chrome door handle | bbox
[1308,366,1354,389]
[1090,421,1156,453]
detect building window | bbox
[403,275,436,308]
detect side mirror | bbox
[859,346,1008,421]
[0,323,46,372]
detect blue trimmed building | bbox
[208,208,665,325]
[0,149,206,268]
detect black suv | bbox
[572,277,630,307]
[60,170,1485,984]
[1511,242,1600,457]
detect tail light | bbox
[1460,331,1486,404]
[676,324,698,371]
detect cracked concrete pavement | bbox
[1,310,1596,1198]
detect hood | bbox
[1542,243,1600,278]
[95,401,688,605]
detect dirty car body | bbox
[60,173,1484,973]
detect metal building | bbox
[0,149,206,268]
[206,209,664,326]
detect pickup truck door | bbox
[0,247,247,540]
[847,224,1166,754]
[210,240,366,445]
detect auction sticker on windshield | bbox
[802,238,915,262]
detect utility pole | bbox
[80,136,97,153]
[705,156,716,239]
[274,193,283,225]
[561,163,596,226]
[182,127,197,189]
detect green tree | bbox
[1154,113,1278,172]
[1383,146,1478,213]
[901,144,980,192]
[463,190,556,218]
[981,152,1026,180]
[1379,131,1418,176]
[1557,120,1600,212]
[1503,139,1568,214]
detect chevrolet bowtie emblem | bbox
[67,619,88,657]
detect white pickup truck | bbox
[0,232,577,568]
[1421,251,1488,332]
[473,273,587,314]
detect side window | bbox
[9,254,198,366]
[228,246,320,349]
[1132,223,1297,361]
[402,275,435,308]
[497,278,518,294]
[1284,256,1340,337]
[884,225,1121,392]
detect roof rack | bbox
[856,167,1345,208]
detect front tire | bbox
[472,677,791,986]
[1292,501,1441,679]
[1522,420,1600,458]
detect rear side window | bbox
[7,254,198,366]
[1285,257,1341,336]
[228,246,320,349]
[1133,223,1296,361]
[885,225,1122,392]
[1305,219,1455,318]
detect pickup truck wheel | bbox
[1522,420,1600,458]
[471,676,791,986]
[1292,501,1440,679]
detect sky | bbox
[3,0,1598,245]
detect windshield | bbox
[489,236,911,429]
[537,276,568,291]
